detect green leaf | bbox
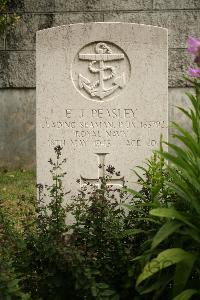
[167,181,200,214]
[150,208,197,230]
[123,203,157,211]
[182,227,200,243]
[136,248,196,287]
[123,188,146,200]
[91,286,97,297]
[177,106,192,120]
[173,258,195,296]
[151,221,182,249]
[139,273,171,295]
[131,255,146,262]
[172,122,200,154]
[101,289,116,296]
[172,289,199,300]
[161,152,194,175]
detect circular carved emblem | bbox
[71,41,131,102]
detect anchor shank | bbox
[99,60,105,100]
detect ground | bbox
[0,169,35,200]
[0,169,36,231]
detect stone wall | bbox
[0,0,199,168]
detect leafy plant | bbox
[135,80,200,299]
[64,145,182,300]
[0,197,30,299]
[0,146,76,299]
[15,146,76,299]
[0,0,19,35]
[66,168,134,299]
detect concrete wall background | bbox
[0,0,199,168]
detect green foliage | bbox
[15,146,75,299]
[0,146,172,299]
[0,256,30,300]
[0,194,30,299]
[0,169,36,233]
[65,169,134,299]
[135,79,200,299]
[136,248,196,286]
[0,169,35,202]
[0,0,19,35]
[172,289,200,300]
[0,147,75,299]
[60,148,176,299]
[65,154,175,299]
[126,141,175,207]
[124,149,176,251]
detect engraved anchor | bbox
[79,42,126,100]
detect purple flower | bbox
[187,36,200,56]
[187,37,200,76]
[188,67,200,78]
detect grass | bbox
[0,169,36,200]
[0,169,36,232]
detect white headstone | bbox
[36,22,168,194]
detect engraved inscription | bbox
[80,153,124,188]
[72,42,131,101]
[42,107,168,149]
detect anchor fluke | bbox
[79,74,90,89]
[114,73,126,88]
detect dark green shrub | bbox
[65,171,132,299]
[0,146,75,299]
[0,198,30,299]
[14,146,75,299]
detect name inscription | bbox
[40,108,167,149]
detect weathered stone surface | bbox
[55,0,152,12]
[169,49,191,87]
[0,33,5,50]
[0,88,36,169]
[6,14,54,50]
[104,10,200,48]
[0,51,35,87]
[53,13,103,27]
[36,23,168,194]
[153,0,200,10]
[0,40,5,50]
[102,0,152,10]
[6,13,104,50]
[55,0,101,11]
[8,0,55,13]
[168,87,193,137]
[9,0,152,12]
[8,0,200,12]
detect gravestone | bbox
[36,22,168,194]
